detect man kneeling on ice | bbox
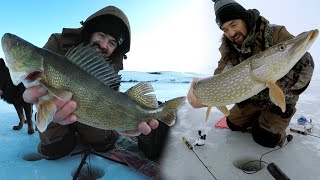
[187,0,315,148]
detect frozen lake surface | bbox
[0,71,319,180]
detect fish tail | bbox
[158,96,186,126]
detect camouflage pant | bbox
[227,102,296,147]
[38,121,118,160]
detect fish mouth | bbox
[1,33,12,52]
[303,29,319,50]
[1,33,19,56]
[300,29,319,53]
[308,29,319,45]
[290,29,319,55]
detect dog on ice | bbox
[0,58,34,134]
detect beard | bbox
[231,32,245,45]
[91,42,110,60]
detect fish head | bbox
[1,33,44,87]
[259,29,318,79]
[287,29,318,62]
[277,29,318,67]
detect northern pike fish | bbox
[1,33,186,134]
[193,29,318,121]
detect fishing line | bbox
[87,153,93,178]
[182,137,218,180]
[241,134,293,175]
[76,151,93,179]
[71,146,128,180]
[307,134,320,138]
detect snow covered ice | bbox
[160,74,320,180]
[0,71,320,180]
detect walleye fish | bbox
[193,29,318,121]
[1,33,186,134]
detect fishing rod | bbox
[183,134,293,180]
[267,163,291,180]
[182,137,218,180]
[291,117,320,138]
[289,128,320,138]
[71,146,128,180]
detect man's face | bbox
[221,19,248,45]
[90,32,118,57]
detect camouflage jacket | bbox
[214,14,314,107]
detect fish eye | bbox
[278,44,286,51]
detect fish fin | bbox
[217,106,230,116]
[119,129,141,136]
[36,100,57,133]
[125,82,158,109]
[40,80,73,101]
[266,81,286,112]
[159,96,186,126]
[65,43,121,89]
[205,106,212,122]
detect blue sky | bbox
[0,0,187,49]
[1,0,319,74]
[0,0,215,74]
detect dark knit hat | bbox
[213,0,247,28]
[83,14,129,54]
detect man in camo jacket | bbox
[188,0,314,148]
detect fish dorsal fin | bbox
[125,82,158,109]
[65,43,121,89]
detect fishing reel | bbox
[194,130,207,146]
[291,116,314,135]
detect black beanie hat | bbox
[83,14,129,54]
[213,0,247,28]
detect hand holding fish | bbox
[187,29,318,122]
[3,34,185,136]
[23,86,77,125]
[23,86,159,135]
[187,78,206,108]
